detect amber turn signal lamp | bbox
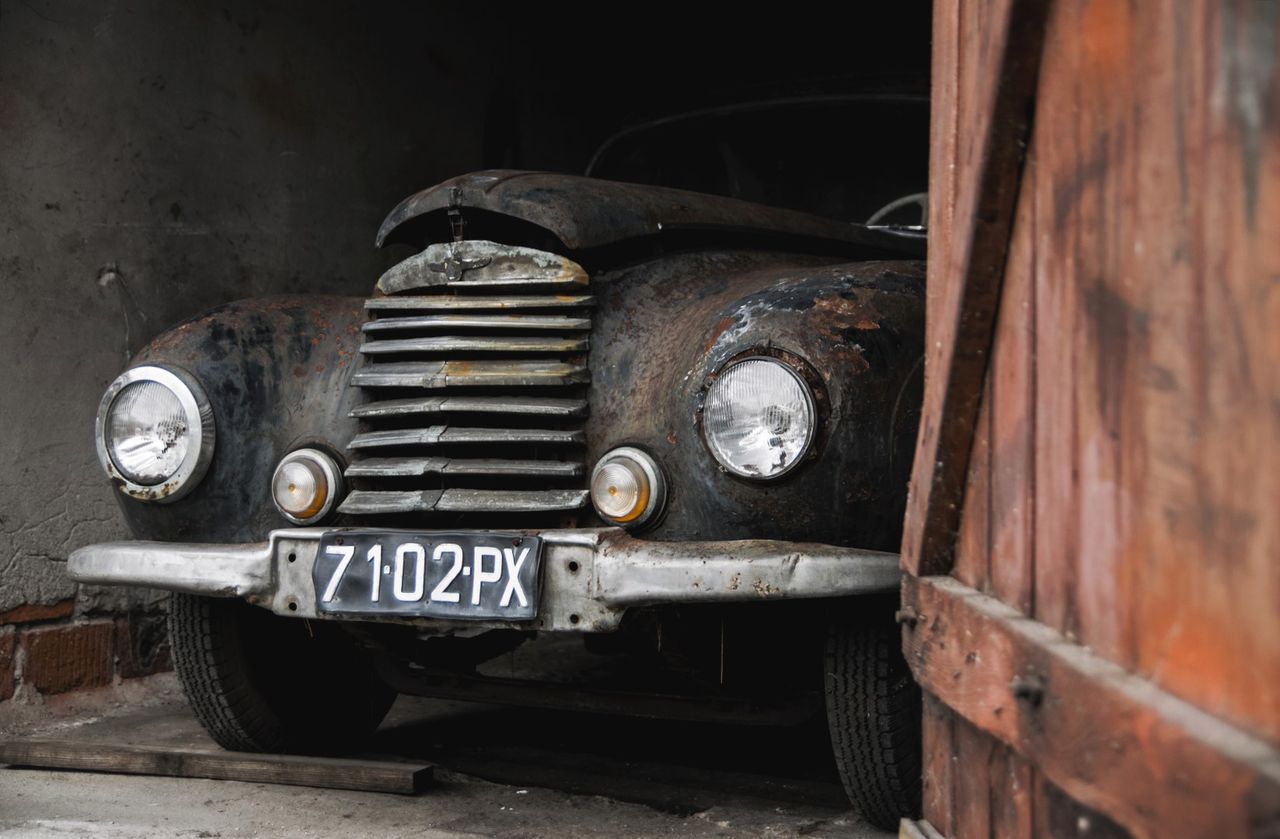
[272,448,343,525]
[589,447,666,529]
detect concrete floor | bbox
[0,675,891,838]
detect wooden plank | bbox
[1027,0,1080,642]
[1036,0,1141,664]
[952,378,991,591]
[0,739,433,795]
[921,693,955,836]
[1125,0,1280,744]
[902,0,1053,578]
[1023,0,1280,736]
[951,716,994,838]
[1033,772,1131,839]
[988,149,1036,616]
[989,744,1034,838]
[903,575,1280,838]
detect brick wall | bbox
[0,600,170,703]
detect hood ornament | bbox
[428,246,492,282]
[428,186,492,281]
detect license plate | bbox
[313,531,541,620]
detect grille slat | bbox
[345,458,583,478]
[341,489,590,515]
[352,360,589,388]
[342,240,592,520]
[365,294,594,311]
[360,335,589,355]
[349,426,585,450]
[349,396,587,420]
[363,314,591,332]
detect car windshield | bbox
[586,96,929,226]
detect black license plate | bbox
[313,531,541,621]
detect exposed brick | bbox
[114,614,172,679]
[21,621,114,695]
[0,599,74,626]
[0,628,14,702]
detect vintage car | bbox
[70,162,927,827]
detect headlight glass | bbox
[703,357,815,480]
[105,381,190,485]
[96,364,214,502]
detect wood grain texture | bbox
[903,575,1280,839]
[951,716,994,838]
[987,157,1036,616]
[902,0,1052,578]
[921,692,955,836]
[988,742,1034,838]
[1024,0,1280,738]
[952,380,991,591]
[0,739,433,794]
[914,2,1280,834]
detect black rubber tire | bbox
[168,593,395,754]
[824,598,923,830]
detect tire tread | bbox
[824,600,923,830]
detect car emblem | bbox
[428,247,492,282]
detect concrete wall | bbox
[0,0,494,699]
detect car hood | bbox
[375,170,924,257]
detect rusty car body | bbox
[71,165,927,827]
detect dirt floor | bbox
[0,674,892,838]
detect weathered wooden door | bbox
[900,2,1280,836]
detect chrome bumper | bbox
[68,528,900,632]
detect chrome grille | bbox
[340,240,592,521]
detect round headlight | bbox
[272,448,343,525]
[702,357,816,480]
[590,447,666,528]
[96,365,214,502]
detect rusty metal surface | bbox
[375,170,928,255]
[350,359,589,388]
[345,458,583,479]
[347,427,584,449]
[364,294,595,311]
[377,239,589,293]
[363,314,591,332]
[586,250,926,551]
[103,243,922,560]
[348,395,587,418]
[359,334,589,354]
[118,295,366,543]
[338,489,591,516]
[68,527,901,634]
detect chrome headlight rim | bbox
[699,349,823,482]
[95,364,215,503]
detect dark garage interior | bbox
[1,1,931,672]
[4,2,1278,838]
[1,3,933,836]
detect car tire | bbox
[824,597,923,830]
[168,593,395,754]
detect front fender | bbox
[589,254,925,550]
[117,296,364,542]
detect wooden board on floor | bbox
[0,738,433,795]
